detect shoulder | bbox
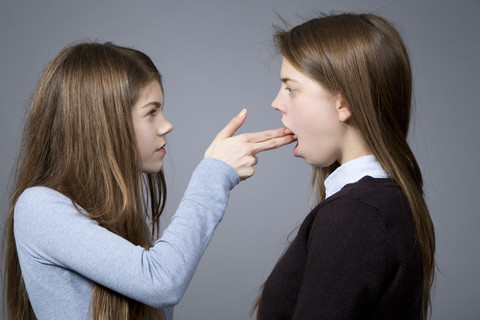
[16,186,76,218]
[14,187,90,238]
[313,177,399,226]
[16,187,67,213]
[306,176,415,260]
[298,189,392,282]
[303,179,404,251]
[309,190,389,245]
[317,177,409,229]
[17,186,67,202]
[332,176,406,211]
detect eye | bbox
[147,107,158,117]
[285,87,296,94]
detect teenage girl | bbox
[252,13,435,320]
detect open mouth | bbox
[293,142,299,156]
[281,121,299,156]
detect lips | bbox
[281,120,299,157]
[156,143,166,153]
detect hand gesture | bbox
[204,109,296,180]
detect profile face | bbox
[271,58,345,167]
[132,81,173,173]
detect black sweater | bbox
[260,177,423,320]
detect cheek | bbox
[133,127,150,160]
[288,103,311,132]
[290,105,327,138]
[137,141,148,161]
[295,105,342,152]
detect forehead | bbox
[139,81,163,102]
[280,57,336,98]
[280,58,311,83]
[132,81,164,113]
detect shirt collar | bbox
[324,155,390,199]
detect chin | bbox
[305,157,338,168]
[143,169,163,174]
[142,163,164,174]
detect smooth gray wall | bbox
[1,0,479,319]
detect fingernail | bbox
[238,108,247,118]
[284,128,292,134]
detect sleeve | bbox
[291,197,391,320]
[14,158,239,309]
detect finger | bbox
[250,134,297,154]
[214,109,247,141]
[241,127,293,143]
[238,166,255,181]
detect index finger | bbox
[249,134,297,154]
[213,109,247,141]
[241,127,293,143]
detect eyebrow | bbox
[141,101,163,109]
[281,77,299,84]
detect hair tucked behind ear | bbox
[253,13,435,320]
[3,42,166,320]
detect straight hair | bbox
[253,13,435,319]
[3,42,167,319]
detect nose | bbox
[271,89,284,113]
[157,116,173,136]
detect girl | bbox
[3,42,295,320]
[252,13,435,320]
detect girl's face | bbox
[272,58,350,167]
[132,81,173,173]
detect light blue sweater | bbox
[14,158,239,320]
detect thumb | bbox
[214,108,247,140]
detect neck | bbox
[338,126,371,165]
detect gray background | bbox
[1,0,479,319]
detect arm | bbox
[14,158,236,309]
[291,197,391,320]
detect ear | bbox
[336,95,351,123]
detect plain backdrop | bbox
[1,0,479,319]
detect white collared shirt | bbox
[324,155,390,199]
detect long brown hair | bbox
[253,13,435,319]
[3,42,167,319]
